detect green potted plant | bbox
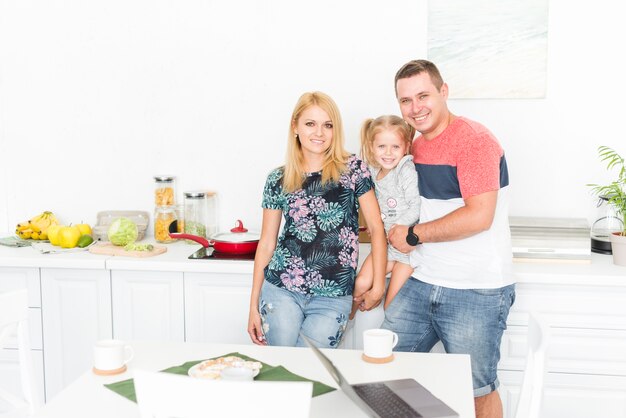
[588,146,626,266]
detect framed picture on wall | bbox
[428,0,549,99]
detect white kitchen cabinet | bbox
[0,267,45,404]
[184,272,252,345]
[111,270,184,342]
[41,268,112,400]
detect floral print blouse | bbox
[262,155,374,297]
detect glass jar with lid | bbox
[184,191,209,242]
[154,206,177,243]
[154,175,176,206]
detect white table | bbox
[33,340,475,418]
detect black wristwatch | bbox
[406,224,421,246]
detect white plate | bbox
[187,356,262,380]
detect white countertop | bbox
[1,237,625,286]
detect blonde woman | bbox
[248,91,386,348]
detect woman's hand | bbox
[358,287,384,312]
[248,307,267,345]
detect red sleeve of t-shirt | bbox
[456,131,503,199]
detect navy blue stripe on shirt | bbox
[415,154,509,201]
[415,163,461,200]
[500,154,510,188]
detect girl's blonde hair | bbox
[282,91,350,193]
[360,115,415,168]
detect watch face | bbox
[406,232,419,246]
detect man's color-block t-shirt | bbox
[409,117,514,289]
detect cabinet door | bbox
[112,270,184,342]
[41,268,112,400]
[184,272,252,345]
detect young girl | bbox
[247,92,387,348]
[350,115,420,319]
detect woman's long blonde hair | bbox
[282,91,350,193]
[360,115,414,168]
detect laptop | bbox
[301,334,459,418]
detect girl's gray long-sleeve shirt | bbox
[369,155,421,232]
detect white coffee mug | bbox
[93,339,134,371]
[363,329,398,359]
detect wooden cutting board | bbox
[89,242,168,258]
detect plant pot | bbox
[609,232,626,266]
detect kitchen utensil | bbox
[188,247,255,261]
[169,219,259,255]
[89,242,167,258]
[591,196,624,254]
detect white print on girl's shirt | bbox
[385,197,398,220]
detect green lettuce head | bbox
[108,217,138,246]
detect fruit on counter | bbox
[47,224,63,246]
[76,223,92,236]
[15,211,60,240]
[107,217,138,246]
[76,235,94,248]
[58,225,81,248]
[123,243,154,252]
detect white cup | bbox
[93,339,134,371]
[363,329,398,359]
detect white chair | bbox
[133,369,312,418]
[514,313,550,418]
[0,289,41,417]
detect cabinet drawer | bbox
[500,325,626,376]
[0,268,41,307]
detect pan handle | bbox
[169,233,210,247]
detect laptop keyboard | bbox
[352,382,423,418]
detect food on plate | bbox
[15,211,60,240]
[107,217,138,246]
[76,223,92,236]
[77,235,94,248]
[188,356,262,380]
[47,224,63,245]
[58,225,81,248]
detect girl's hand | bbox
[359,288,384,311]
[248,308,267,345]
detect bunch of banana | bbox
[15,211,60,240]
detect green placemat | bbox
[104,352,335,402]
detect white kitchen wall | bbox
[0,0,623,234]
